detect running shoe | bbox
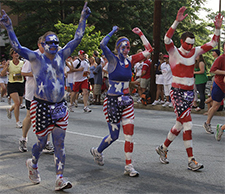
[8,97,11,105]
[74,100,78,108]
[26,159,41,184]
[90,147,104,166]
[169,103,173,108]
[188,158,204,171]
[137,98,142,104]
[7,109,11,119]
[124,164,139,177]
[155,145,169,164]
[195,107,201,111]
[19,139,28,152]
[55,176,72,191]
[84,106,92,112]
[16,121,23,128]
[215,124,223,141]
[68,104,74,112]
[203,122,214,134]
[20,104,26,109]
[162,101,170,107]
[152,100,160,106]
[42,142,54,154]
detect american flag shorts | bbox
[30,97,69,137]
[170,87,194,119]
[103,95,134,124]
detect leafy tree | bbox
[54,21,104,57]
[1,0,223,65]
[1,0,85,52]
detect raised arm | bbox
[164,6,188,51]
[61,2,91,59]
[100,26,118,73]
[100,26,118,60]
[198,13,223,54]
[0,10,35,60]
[131,27,153,65]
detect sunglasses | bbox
[45,41,59,45]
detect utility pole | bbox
[0,2,1,59]
[150,0,161,101]
[218,0,221,49]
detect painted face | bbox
[181,37,195,51]
[43,34,59,54]
[118,41,130,58]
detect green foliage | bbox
[1,0,223,65]
[54,21,104,57]
[1,0,85,51]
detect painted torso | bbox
[29,52,65,102]
[167,46,197,90]
[108,58,132,95]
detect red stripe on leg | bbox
[123,124,134,135]
[183,130,192,141]
[186,147,193,158]
[171,128,181,136]
[124,141,133,152]
[164,139,172,147]
[126,159,132,165]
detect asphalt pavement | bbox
[0,99,224,194]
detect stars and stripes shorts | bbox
[30,97,69,137]
[103,95,134,124]
[170,87,194,119]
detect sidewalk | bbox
[132,96,225,117]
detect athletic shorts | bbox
[211,82,225,102]
[0,77,8,84]
[94,84,102,95]
[7,82,25,96]
[30,97,68,137]
[25,99,31,110]
[164,84,172,96]
[103,95,134,124]
[170,87,194,118]
[156,74,164,85]
[140,78,150,89]
[73,79,88,92]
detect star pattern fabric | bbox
[107,96,123,124]
[170,88,194,118]
[38,82,45,94]
[48,35,58,41]
[30,98,68,137]
[104,135,113,144]
[36,102,53,133]
[115,82,122,93]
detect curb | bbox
[133,102,225,116]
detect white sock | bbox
[21,137,27,141]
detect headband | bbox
[116,38,129,47]
[185,37,195,44]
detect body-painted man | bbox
[90,26,153,177]
[156,6,223,171]
[0,2,91,191]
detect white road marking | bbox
[66,130,125,143]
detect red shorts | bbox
[73,79,88,92]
